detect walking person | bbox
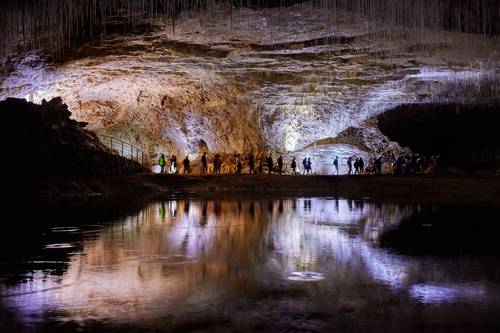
[359,157,364,174]
[183,156,190,174]
[354,158,360,174]
[159,153,166,174]
[375,157,382,175]
[291,158,297,174]
[277,156,283,175]
[333,156,339,175]
[394,156,403,175]
[248,151,255,174]
[307,158,312,174]
[201,152,208,175]
[267,154,274,174]
[302,158,307,175]
[347,157,352,175]
[170,155,177,174]
[213,154,222,174]
[236,155,242,174]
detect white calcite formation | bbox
[1,4,499,173]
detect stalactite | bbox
[0,0,499,67]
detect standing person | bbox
[347,157,352,175]
[375,157,382,175]
[170,155,177,174]
[248,151,255,174]
[333,156,339,175]
[267,154,274,174]
[291,158,297,174]
[302,158,307,175]
[159,153,166,174]
[258,155,263,174]
[236,155,242,174]
[394,156,403,175]
[410,155,418,175]
[201,152,208,175]
[359,157,365,174]
[354,158,360,174]
[183,156,190,174]
[307,158,312,174]
[277,156,283,175]
[212,154,217,174]
[214,154,222,174]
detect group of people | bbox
[159,151,439,176]
[393,154,440,175]
[344,156,383,175]
[158,154,194,174]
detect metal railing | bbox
[97,134,148,166]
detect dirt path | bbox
[27,173,500,204]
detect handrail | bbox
[96,134,148,166]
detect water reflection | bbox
[1,199,500,332]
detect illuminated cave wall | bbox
[1,2,500,171]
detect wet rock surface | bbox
[0,98,146,181]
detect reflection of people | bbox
[200,201,208,226]
[159,201,166,220]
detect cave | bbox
[1,1,500,332]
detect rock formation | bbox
[0,97,147,180]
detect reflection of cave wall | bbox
[377,103,500,169]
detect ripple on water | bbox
[51,227,80,233]
[51,225,104,235]
[44,243,76,249]
[133,254,196,265]
[287,271,325,281]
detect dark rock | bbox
[0,97,147,181]
[377,103,500,170]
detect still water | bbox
[1,198,500,332]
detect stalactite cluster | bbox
[1,0,499,66]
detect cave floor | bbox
[26,172,500,205]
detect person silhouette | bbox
[333,156,338,175]
[159,153,166,174]
[291,158,297,174]
[183,156,190,174]
[277,156,283,175]
[267,154,274,174]
[201,152,208,175]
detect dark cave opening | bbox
[377,103,500,170]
